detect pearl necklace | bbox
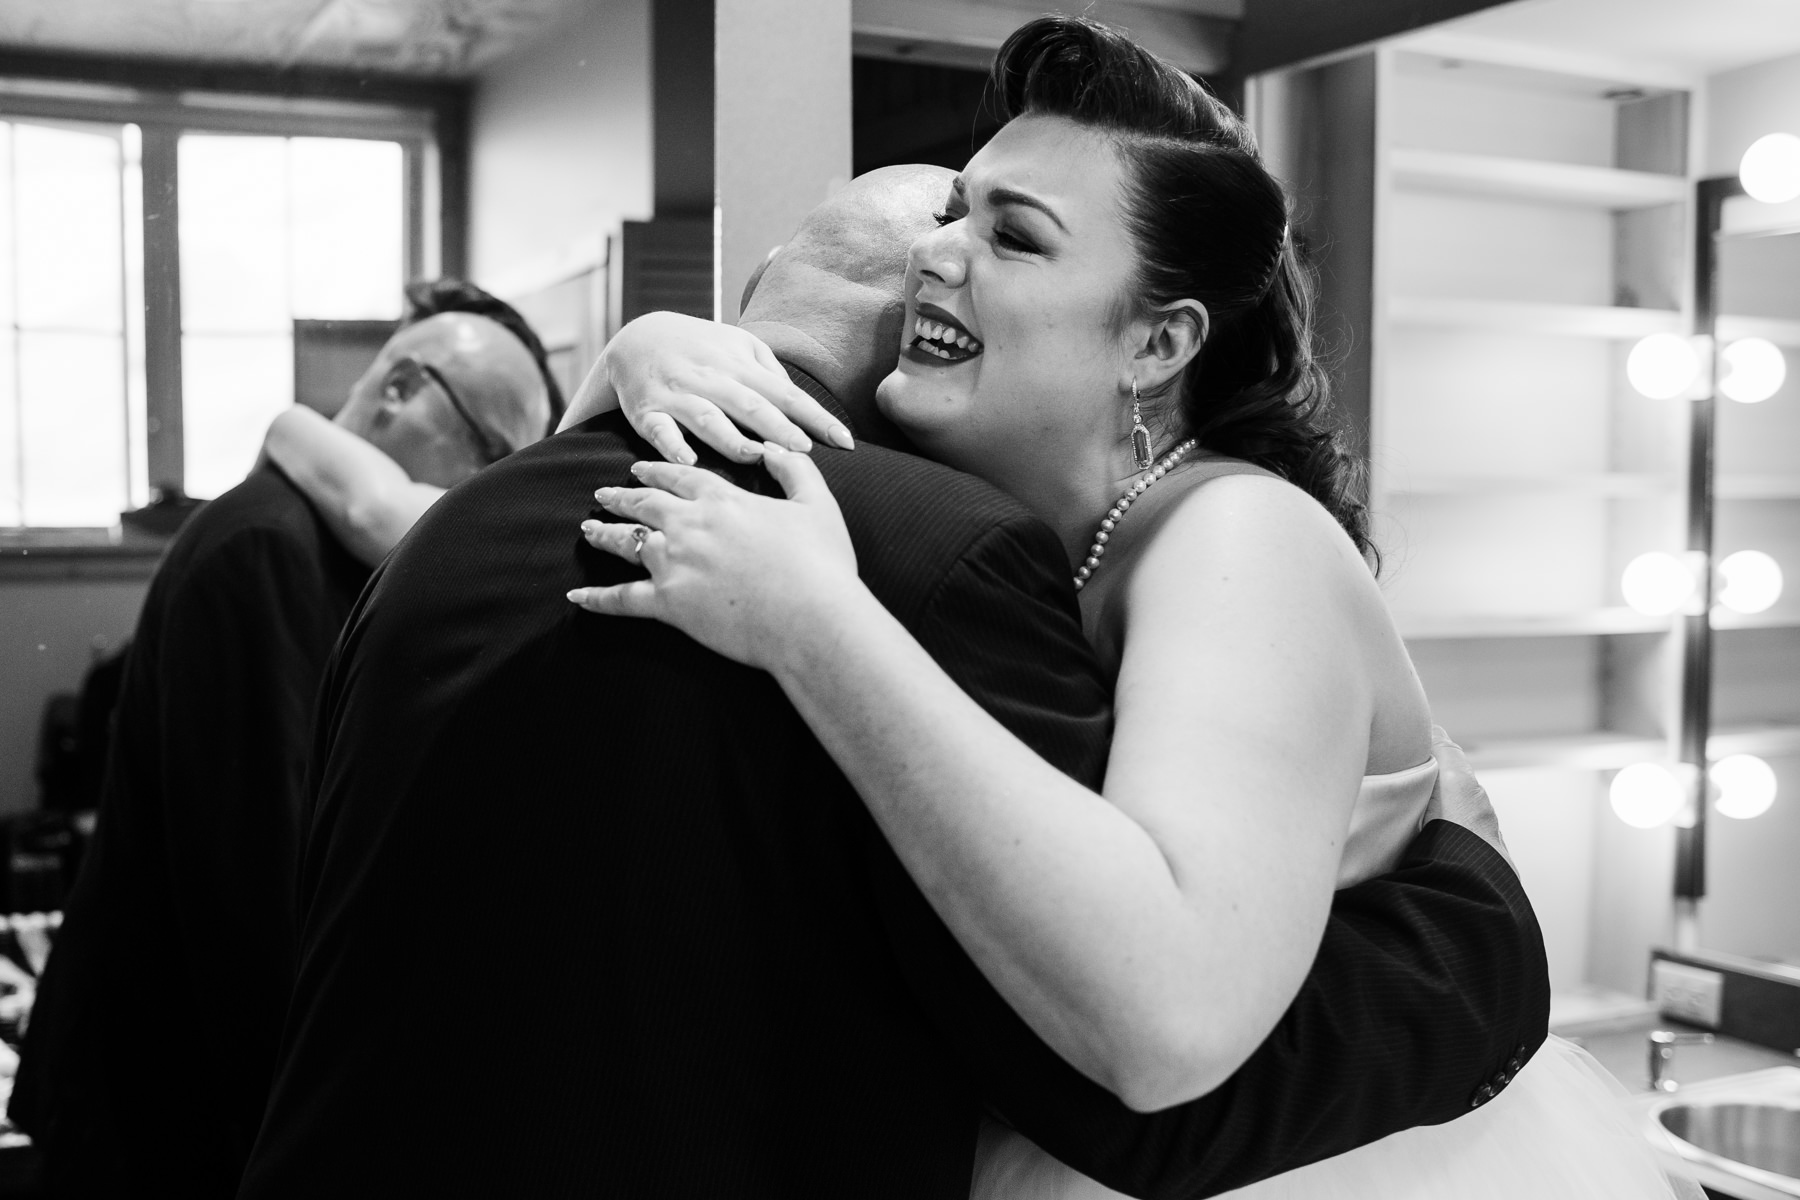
[1073,438,1200,591]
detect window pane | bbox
[0,123,15,524]
[179,135,289,333]
[182,333,291,500]
[122,124,148,508]
[290,138,403,320]
[19,332,127,526]
[13,122,123,333]
[0,123,13,336]
[0,326,17,526]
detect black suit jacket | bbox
[239,376,1547,1199]
[16,466,371,1197]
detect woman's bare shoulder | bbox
[1121,468,1430,773]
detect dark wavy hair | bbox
[992,16,1373,560]
[403,278,566,437]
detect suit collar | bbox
[780,361,852,432]
[779,358,917,454]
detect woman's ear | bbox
[1134,300,1208,392]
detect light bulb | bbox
[1740,132,1800,204]
[1622,551,1695,615]
[1611,762,1684,829]
[1718,549,1783,614]
[1720,338,1786,403]
[1627,333,1702,400]
[1712,754,1777,819]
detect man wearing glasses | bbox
[15,281,556,1198]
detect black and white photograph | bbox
[0,0,1796,1196]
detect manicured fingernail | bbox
[628,462,647,477]
[580,519,600,535]
[763,440,785,455]
[595,487,614,503]
[565,588,587,603]
[828,424,855,450]
[788,433,813,452]
[678,448,697,466]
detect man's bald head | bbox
[337,312,552,489]
[738,164,955,425]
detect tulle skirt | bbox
[971,1036,1704,1200]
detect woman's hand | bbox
[566,444,860,671]
[558,312,855,464]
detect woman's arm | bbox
[573,449,1384,1112]
[559,312,854,460]
[262,407,443,566]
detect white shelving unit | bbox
[1387,296,1679,339]
[1252,30,1800,1000]
[1462,723,1800,772]
[1390,146,1689,209]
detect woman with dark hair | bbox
[564,15,1692,1199]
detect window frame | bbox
[0,52,469,569]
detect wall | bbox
[1704,49,1800,177]
[716,0,852,321]
[0,575,147,815]
[466,0,653,301]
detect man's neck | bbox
[739,318,914,451]
[737,320,851,403]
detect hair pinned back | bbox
[990,16,1374,564]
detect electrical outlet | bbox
[1652,959,1725,1028]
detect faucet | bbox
[1648,1029,1714,1091]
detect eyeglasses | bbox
[382,356,513,465]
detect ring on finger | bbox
[629,524,651,560]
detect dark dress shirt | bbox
[238,372,1547,1199]
[15,465,371,1198]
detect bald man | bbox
[14,285,553,1198]
[234,169,1545,1199]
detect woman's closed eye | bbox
[931,207,964,227]
[993,223,1039,255]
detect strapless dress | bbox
[970,758,1702,1200]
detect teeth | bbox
[912,315,983,355]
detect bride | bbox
[557,15,1696,1200]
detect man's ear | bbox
[370,391,404,429]
[1133,299,1208,393]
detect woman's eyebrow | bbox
[986,185,1068,233]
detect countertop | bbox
[1561,1013,1800,1094]
[1560,1013,1800,1200]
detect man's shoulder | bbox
[817,444,1070,622]
[420,412,634,525]
[155,467,324,591]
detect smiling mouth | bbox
[909,312,984,363]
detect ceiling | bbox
[1437,0,1800,77]
[4,0,1796,82]
[0,0,583,78]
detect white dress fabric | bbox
[971,759,1703,1200]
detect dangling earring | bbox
[1130,378,1153,472]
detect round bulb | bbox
[1712,754,1777,820]
[1718,549,1783,614]
[1740,132,1800,204]
[1611,763,1684,829]
[1720,337,1787,403]
[1622,551,1695,615]
[1627,333,1701,400]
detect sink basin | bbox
[1660,1103,1800,1179]
[1637,1068,1800,1199]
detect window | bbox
[0,82,437,534]
[179,135,404,499]
[0,118,142,526]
